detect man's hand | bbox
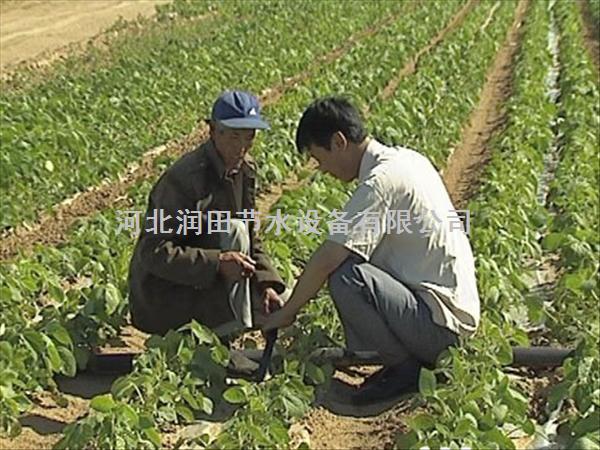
[262,304,296,332]
[262,287,283,314]
[218,251,256,281]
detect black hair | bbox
[295,96,367,152]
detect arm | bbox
[262,240,351,330]
[137,173,221,289]
[139,236,221,288]
[262,180,389,330]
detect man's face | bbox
[307,132,354,182]
[212,124,256,170]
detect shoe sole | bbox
[316,380,417,418]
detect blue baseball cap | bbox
[210,90,270,129]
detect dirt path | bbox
[442,0,529,208]
[578,0,600,76]
[301,403,413,450]
[0,0,169,71]
[374,0,476,108]
[0,8,405,261]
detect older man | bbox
[129,91,286,337]
[264,97,480,404]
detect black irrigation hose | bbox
[85,345,574,375]
[307,346,575,369]
[511,346,574,368]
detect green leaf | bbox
[573,410,600,437]
[410,413,435,430]
[484,428,515,449]
[247,423,268,442]
[143,427,161,447]
[396,430,419,449]
[455,414,478,436]
[210,344,229,366]
[419,368,436,397]
[120,404,139,427]
[497,340,513,365]
[282,392,308,418]
[181,389,199,410]
[564,273,585,292]
[190,320,213,344]
[542,232,564,251]
[104,283,121,315]
[46,322,73,347]
[223,386,247,404]
[74,346,90,370]
[201,396,214,415]
[269,420,290,444]
[23,330,45,354]
[575,385,593,413]
[569,437,599,450]
[306,363,326,385]
[112,377,135,399]
[158,406,177,423]
[139,414,155,429]
[58,346,77,377]
[90,394,116,413]
[44,336,63,372]
[493,404,508,423]
[176,405,195,422]
[522,418,536,436]
[548,382,569,410]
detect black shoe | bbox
[226,349,259,377]
[349,358,421,406]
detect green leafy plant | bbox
[55,321,229,449]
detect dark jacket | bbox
[128,140,285,335]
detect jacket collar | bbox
[206,139,228,180]
[205,139,252,180]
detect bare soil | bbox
[579,0,600,77]
[302,403,412,450]
[0,0,169,71]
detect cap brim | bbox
[218,117,270,130]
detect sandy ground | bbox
[0,0,169,69]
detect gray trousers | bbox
[214,219,290,337]
[328,256,459,367]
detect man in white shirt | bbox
[263,97,480,404]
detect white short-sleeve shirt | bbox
[327,139,480,335]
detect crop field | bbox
[0,0,598,449]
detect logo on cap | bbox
[210,91,269,129]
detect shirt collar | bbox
[358,138,383,182]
